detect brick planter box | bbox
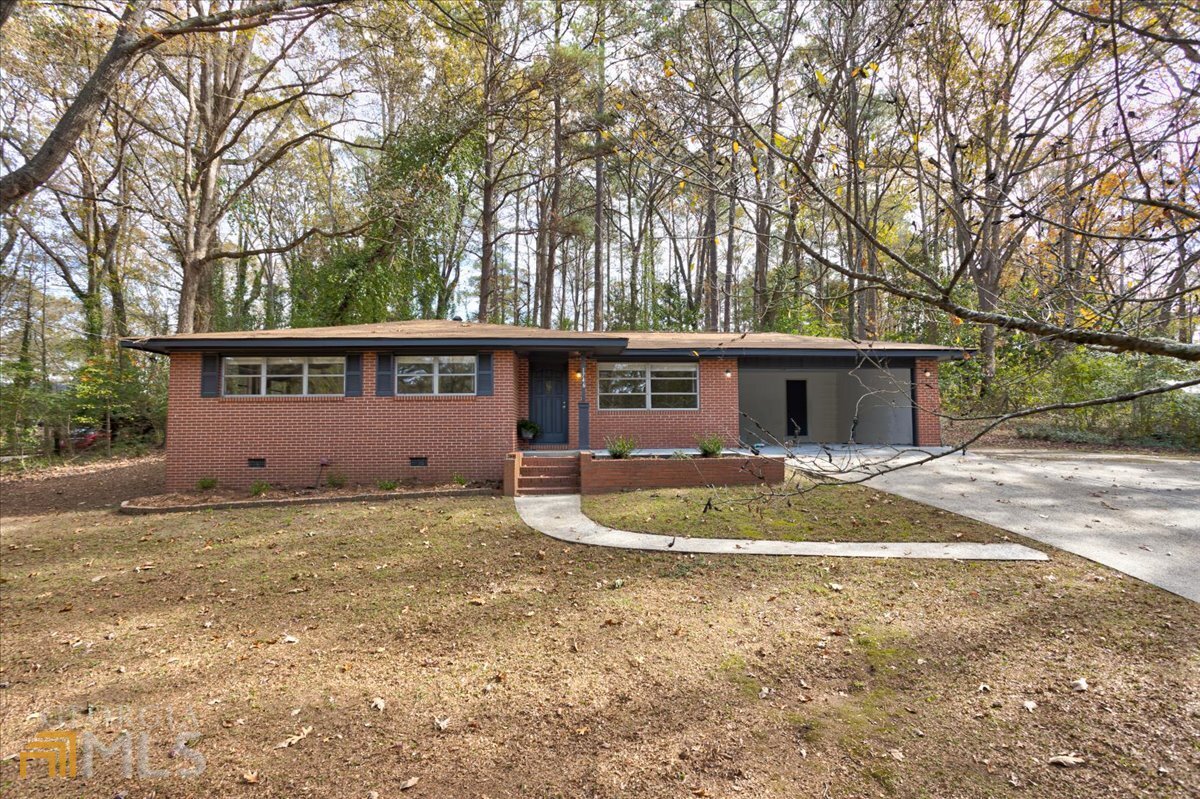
[579,451,785,495]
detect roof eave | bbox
[119,336,629,355]
[619,347,973,360]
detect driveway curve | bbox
[853,449,1200,602]
[514,493,1047,560]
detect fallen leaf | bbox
[400,777,419,790]
[240,771,259,784]
[281,634,299,645]
[1070,677,1088,692]
[1049,754,1085,768]
[371,697,386,712]
[1023,700,1038,713]
[274,725,312,749]
[433,717,450,732]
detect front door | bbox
[529,363,569,444]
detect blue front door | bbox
[529,363,568,444]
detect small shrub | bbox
[195,477,218,491]
[669,450,693,460]
[326,472,347,489]
[376,479,399,491]
[697,434,724,458]
[452,472,468,486]
[606,435,637,459]
[249,480,270,497]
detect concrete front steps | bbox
[514,454,580,496]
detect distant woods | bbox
[1,1,1198,449]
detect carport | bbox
[738,357,920,447]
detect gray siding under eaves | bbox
[738,362,914,446]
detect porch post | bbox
[578,352,591,450]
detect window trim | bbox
[220,355,347,397]
[597,361,700,411]
[393,355,478,397]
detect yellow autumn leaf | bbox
[754,139,766,149]
[816,70,827,86]
[857,159,866,170]
[600,130,611,140]
[869,62,879,72]
[773,132,788,147]
[732,140,740,153]
[678,180,686,190]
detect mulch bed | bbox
[119,484,496,514]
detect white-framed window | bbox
[222,356,346,396]
[395,355,476,395]
[598,362,698,410]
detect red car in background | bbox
[70,428,108,450]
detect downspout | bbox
[909,362,919,447]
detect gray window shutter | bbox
[200,354,220,397]
[375,352,394,396]
[476,352,493,396]
[345,353,362,396]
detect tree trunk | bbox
[592,2,605,331]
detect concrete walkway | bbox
[514,493,1048,560]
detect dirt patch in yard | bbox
[1,467,1197,798]
[0,454,163,517]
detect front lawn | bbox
[583,482,1009,543]
[1,463,1197,798]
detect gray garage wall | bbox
[738,363,914,446]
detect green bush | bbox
[326,472,347,489]
[452,472,468,486]
[606,435,638,459]
[195,477,218,491]
[249,480,270,497]
[376,479,399,491]
[696,434,724,458]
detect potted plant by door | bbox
[517,419,541,442]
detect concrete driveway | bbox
[828,449,1199,602]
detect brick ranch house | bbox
[121,320,965,492]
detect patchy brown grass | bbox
[1,471,1197,798]
[583,482,1014,544]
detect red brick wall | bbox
[579,451,784,494]
[587,357,740,450]
[164,351,518,491]
[913,357,942,447]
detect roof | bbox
[120,319,969,360]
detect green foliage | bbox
[376,479,399,491]
[196,477,218,491]
[696,434,724,458]
[452,473,468,486]
[326,472,347,489]
[249,480,271,497]
[606,435,638,459]
[517,418,541,438]
[944,346,1200,449]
